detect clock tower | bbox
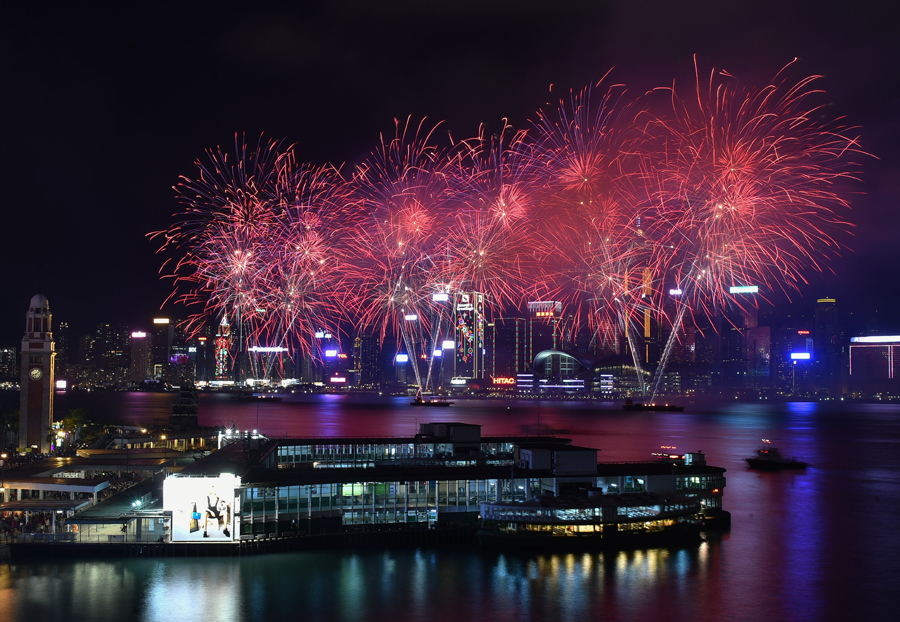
[19,294,56,453]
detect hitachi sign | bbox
[492,376,515,385]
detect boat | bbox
[746,439,807,470]
[477,491,726,548]
[622,399,684,412]
[410,394,454,407]
[231,391,283,403]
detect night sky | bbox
[3,0,898,347]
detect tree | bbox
[0,408,17,449]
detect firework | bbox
[639,58,863,396]
[436,120,540,310]
[155,61,862,393]
[156,135,284,338]
[154,135,355,371]
[345,117,457,387]
[529,82,656,380]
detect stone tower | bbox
[19,294,56,452]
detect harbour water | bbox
[1,392,898,621]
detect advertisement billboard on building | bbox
[163,474,239,542]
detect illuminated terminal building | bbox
[1,423,727,546]
[163,422,727,540]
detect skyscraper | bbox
[354,333,382,388]
[814,298,842,394]
[455,292,485,379]
[151,318,174,379]
[491,317,526,377]
[215,315,231,381]
[130,330,150,383]
[55,321,69,378]
[0,348,16,382]
[526,301,562,365]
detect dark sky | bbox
[2,0,898,346]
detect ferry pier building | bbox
[169,422,726,539]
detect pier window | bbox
[624,476,647,492]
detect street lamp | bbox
[160,435,168,474]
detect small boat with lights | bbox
[411,394,454,407]
[622,399,684,412]
[231,391,283,403]
[746,439,807,470]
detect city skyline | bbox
[3,1,899,347]
[4,292,892,402]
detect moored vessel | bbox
[746,439,807,470]
[231,391,283,403]
[622,399,684,412]
[411,394,454,407]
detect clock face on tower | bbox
[30,367,43,381]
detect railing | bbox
[3,533,172,545]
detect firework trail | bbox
[252,158,356,366]
[641,58,863,398]
[154,136,355,377]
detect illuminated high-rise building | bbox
[0,348,16,381]
[192,329,212,383]
[814,298,842,393]
[849,335,900,395]
[490,318,526,377]
[151,317,173,378]
[130,331,150,383]
[354,334,381,388]
[455,292,485,379]
[215,315,231,381]
[55,321,69,378]
[721,287,760,391]
[526,301,562,365]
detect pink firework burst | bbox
[154,134,285,341]
[436,120,541,312]
[347,117,454,351]
[642,58,864,319]
[529,81,653,348]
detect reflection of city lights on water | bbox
[674,548,692,574]
[580,553,593,575]
[525,559,539,581]
[698,539,710,566]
